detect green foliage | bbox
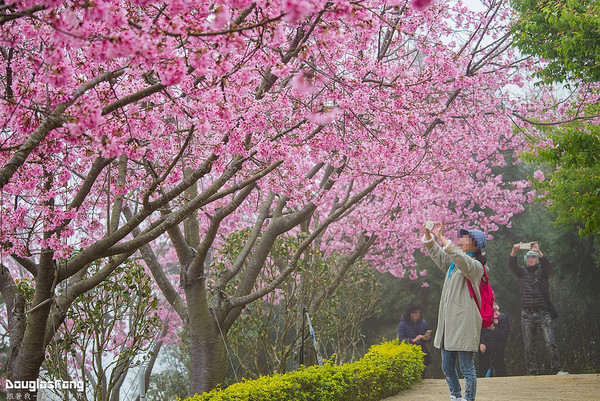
[312,260,380,363]
[184,340,423,401]
[213,229,380,382]
[44,258,162,400]
[147,334,191,401]
[521,119,600,237]
[511,0,600,238]
[511,0,600,83]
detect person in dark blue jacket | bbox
[398,304,432,373]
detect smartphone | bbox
[425,330,432,336]
[425,220,435,231]
[519,243,531,250]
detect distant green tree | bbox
[511,0,600,84]
[512,0,600,238]
[521,118,600,238]
[43,259,161,401]
[147,336,190,401]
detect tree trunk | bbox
[7,336,47,399]
[7,254,55,399]
[186,279,227,396]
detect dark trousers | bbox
[478,349,507,377]
[521,310,561,375]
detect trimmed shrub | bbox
[184,340,424,401]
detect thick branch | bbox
[310,233,377,313]
[0,5,46,24]
[101,82,165,116]
[123,206,188,322]
[225,179,382,320]
[45,253,132,345]
[0,263,26,354]
[11,255,37,277]
[187,183,256,283]
[218,191,275,288]
[109,155,128,235]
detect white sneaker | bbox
[450,397,466,401]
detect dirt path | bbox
[383,374,600,401]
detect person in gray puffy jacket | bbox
[422,222,485,401]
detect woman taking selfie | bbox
[421,222,485,401]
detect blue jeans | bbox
[441,348,477,400]
[521,310,561,375]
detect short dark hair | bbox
[402,303,422,321]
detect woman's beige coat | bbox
[423,236,484,352]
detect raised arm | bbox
[508,243,523,277]
[531,242,552,278]
[422,221,452,273]
[444,242,483,283]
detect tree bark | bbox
[186,278,227,396]
[7,255,55,398]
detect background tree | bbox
[512,0,600,238]
[146,333,191,401]
[521,119,600,238]
[42,259,161,401]
[222,234,380,380]
[511,0,600,84]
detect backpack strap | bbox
[467,265,487,311]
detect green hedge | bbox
[184,340,424,401]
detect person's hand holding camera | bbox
[530,241,543,257]
[511,243,521,256]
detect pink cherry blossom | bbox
[533,170,545,182]
[412,0,433,9]
[282,0,315,22]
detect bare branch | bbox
[219,191,275,288]
[186,183,256,284]
[225,179,382,315]
[512,112,600,126]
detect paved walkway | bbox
[383,374,600,401]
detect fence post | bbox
[139,364,146,401]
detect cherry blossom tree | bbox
[0,0,577,397]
